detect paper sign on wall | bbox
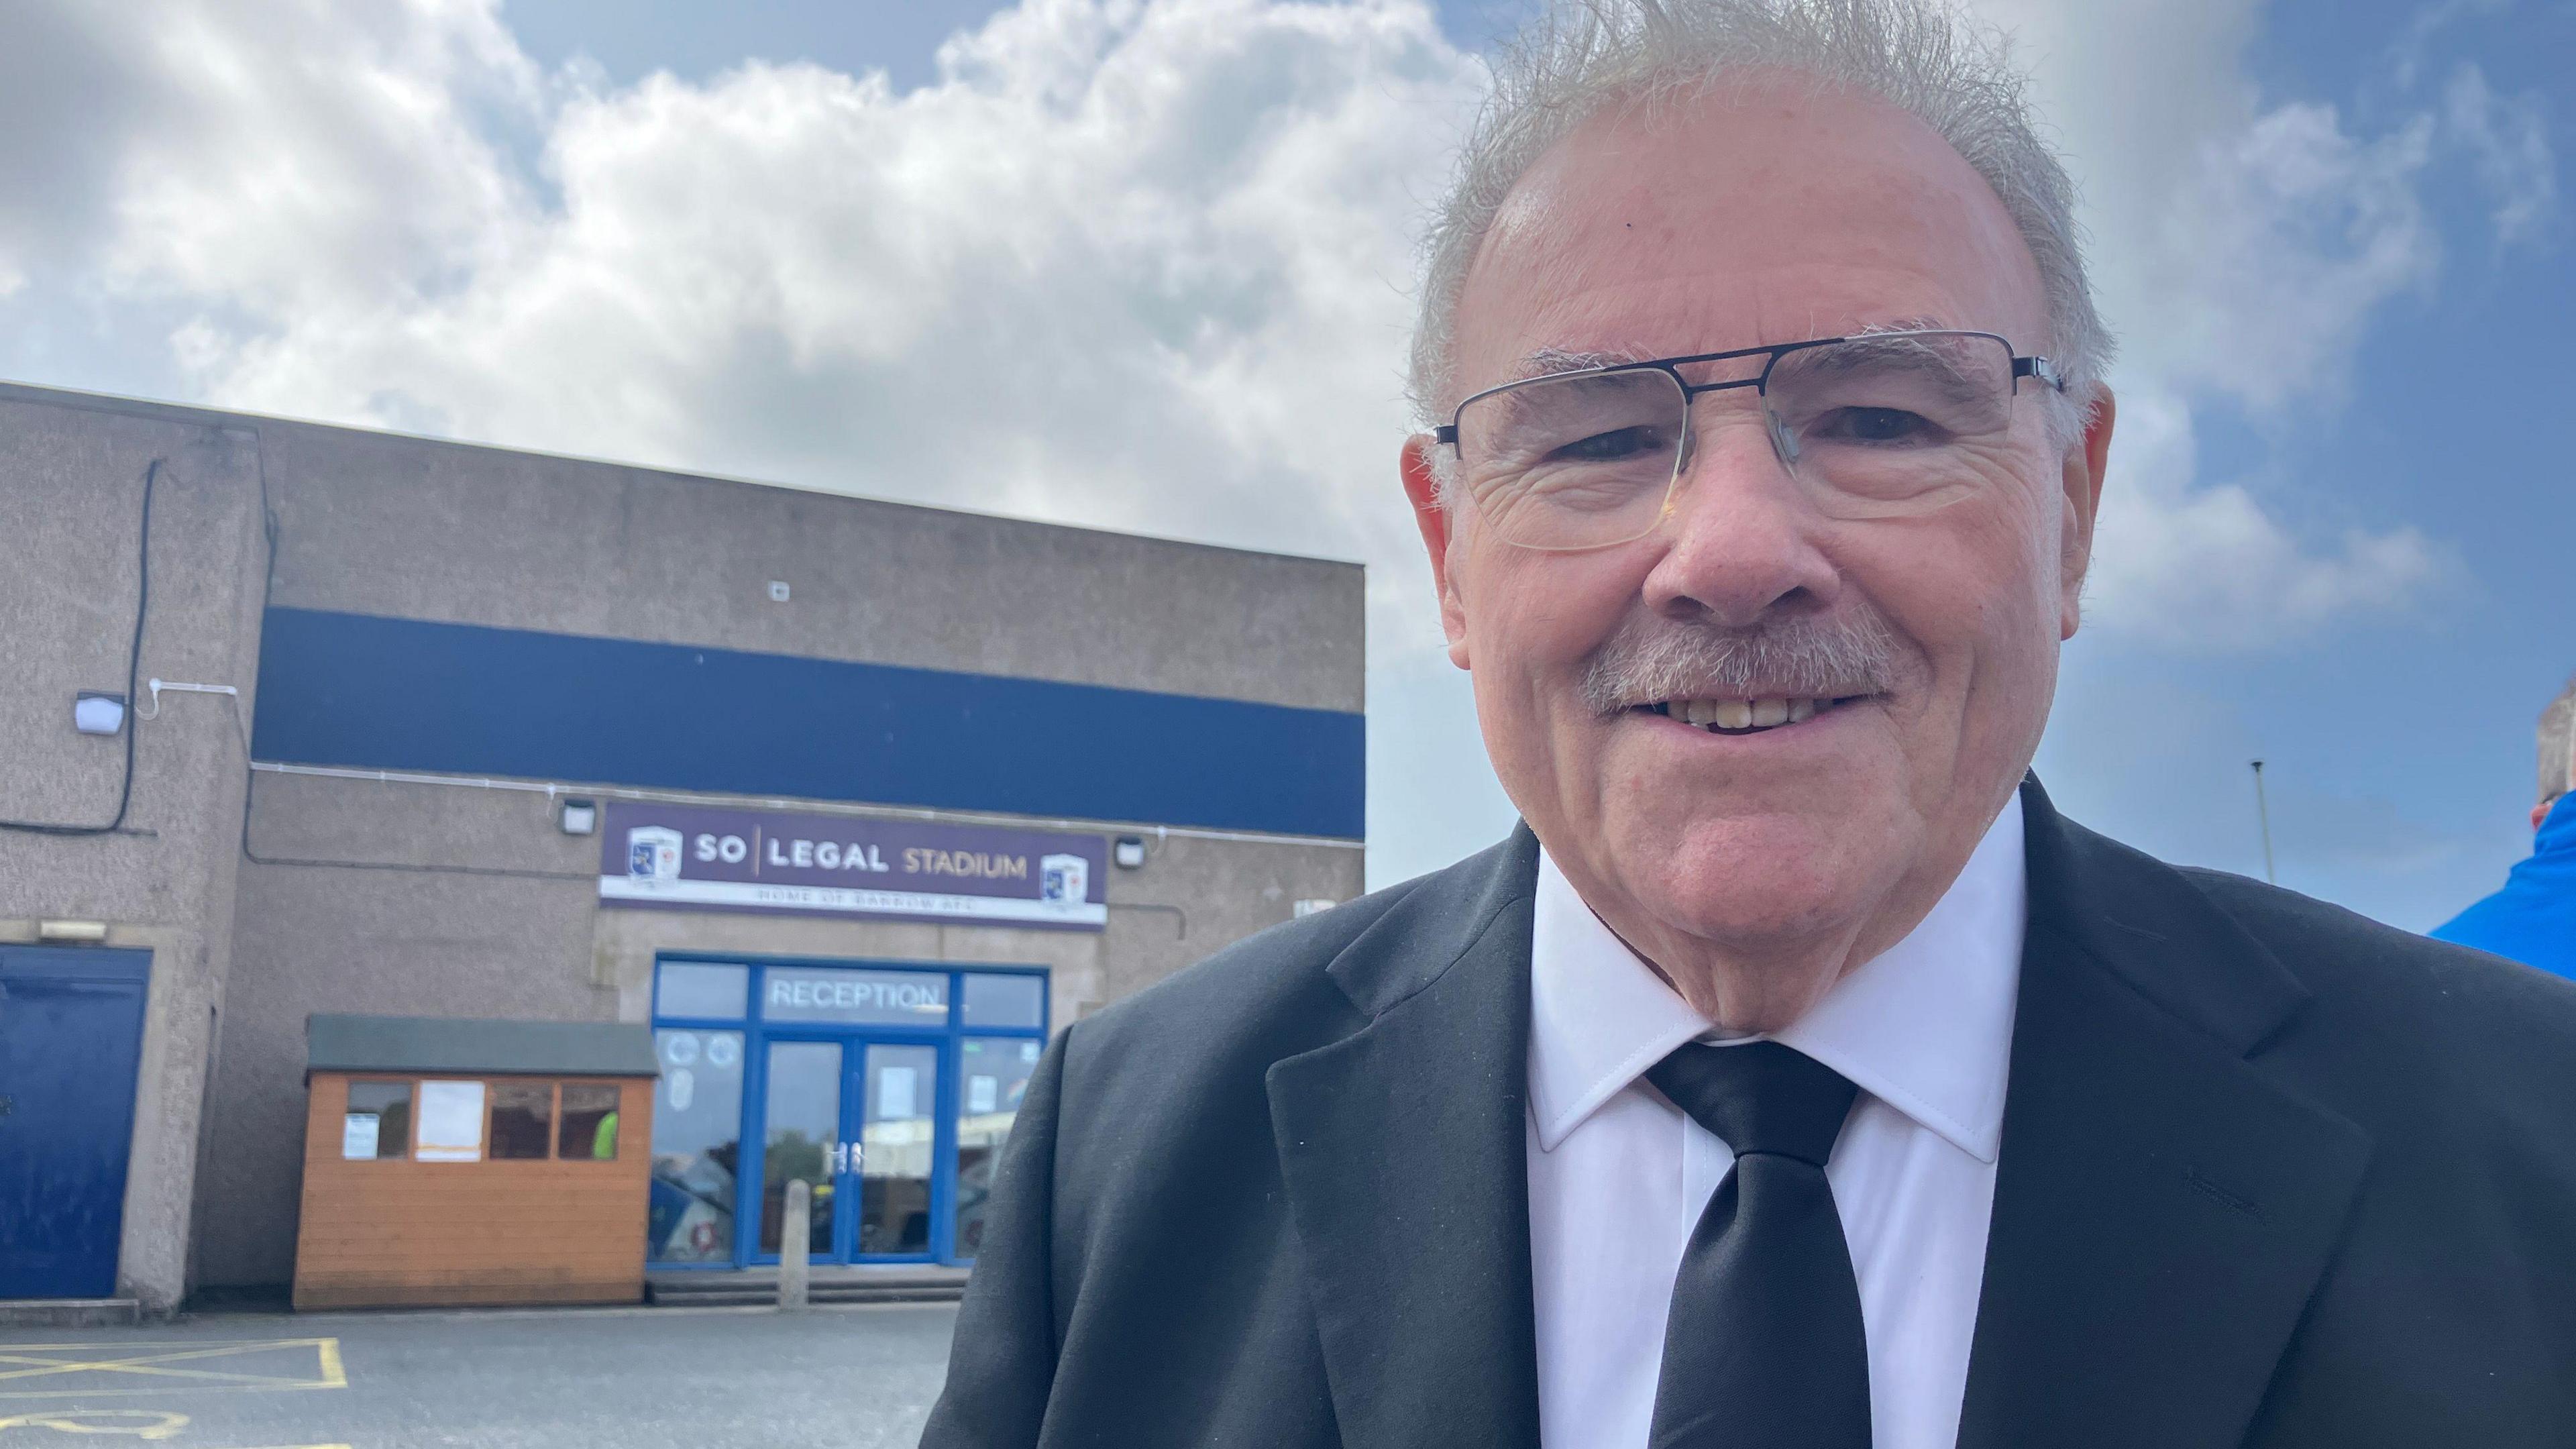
[417,1079,486,1162]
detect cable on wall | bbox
[0,459,159,837]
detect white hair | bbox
[1408,0,2112,451]
[2540,675,2576,804]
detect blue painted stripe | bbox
[251,608,1364,839]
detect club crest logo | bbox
[1038,853,1089,906]
[627,826,684,882]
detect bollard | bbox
[779,1177,812,1311]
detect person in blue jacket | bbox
[2434,677,2576,979]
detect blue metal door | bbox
[0,947,151,1299]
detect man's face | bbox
[1405,78,2112,1027]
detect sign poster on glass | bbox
[415,1080,486,1162]
[968,1075,999,1115]
[341,1113,380,1160]
[879,1066,917,1120]
[649,1028,745,1265]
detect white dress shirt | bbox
[1527,794,2027,1449]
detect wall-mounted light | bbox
[767,580,792,602]
[1113,836,1147,869]
[38,919,109,943]
[559,798,598,836]
[73,692,127,736]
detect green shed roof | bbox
[307,1014,659,1078]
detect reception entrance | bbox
[756,1039,944,1261]
[647,955,1047,1271]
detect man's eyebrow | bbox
[1499,322,1988,386]
[1505,345,1654,382]
[1854,315,1954,337]
[1778,329,1992,402]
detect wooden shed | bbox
[293,1014,659,1309]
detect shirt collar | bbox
[1527,792,2027,1163]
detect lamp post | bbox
[2249,760,2277,886]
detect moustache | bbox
[1578,608,1906,716]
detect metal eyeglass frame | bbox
[1430,327,2068,550]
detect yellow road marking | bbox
[0,1408,189,1437]
[311,1340,343,1391]
[0,1341,342,1400]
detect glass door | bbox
[759,1039,845,1260]
[851,1042,940,1259]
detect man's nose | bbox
[1640,409,1841,628]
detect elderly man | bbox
[922,2,2576,1446]
[2433,676,2576,979]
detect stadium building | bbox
[0,380,1364,1313]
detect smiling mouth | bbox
[1635,695,1873,736]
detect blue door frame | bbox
[751,1026,951,1267]
[650,953,1047,1271]
[0,947,152,1299]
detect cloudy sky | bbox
[3,0,2568,926]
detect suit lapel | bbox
[1955,781,2375,1449]
[1267,829,1544,1449]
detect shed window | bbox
[489,1082,555,1160]
[345,1081,413,1161]
[559,1083,621,1161]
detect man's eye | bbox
[1815,407,1935,444]
[1548,425,1666,463]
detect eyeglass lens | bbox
[1451,331,2025,551]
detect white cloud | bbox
[2388,0,2512,91]
[2443,61,2557,248]
[2135,103,2439,411]
[2,0,2547,876]
[94,0,542,316]
[1967,0,2507,644]
[2079,389,2451,650]
[169,0,1482,664]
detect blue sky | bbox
[2042,0,2575,924]
[1,0,2567,928]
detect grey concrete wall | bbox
[252,417,1364,712]
[0,392,269,1311]
[209,775,606,1288]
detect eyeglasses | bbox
[1433,329,2066,553]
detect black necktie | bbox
[1643,1040,1869,1449]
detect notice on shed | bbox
[596,802,1108,930]
[416,1080,487,1163]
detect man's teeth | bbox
[1656,697,1834,732]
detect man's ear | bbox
[1399,435,1472,669]
[2058,386,2114,640]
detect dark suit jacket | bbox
[921,780,2576,1447]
